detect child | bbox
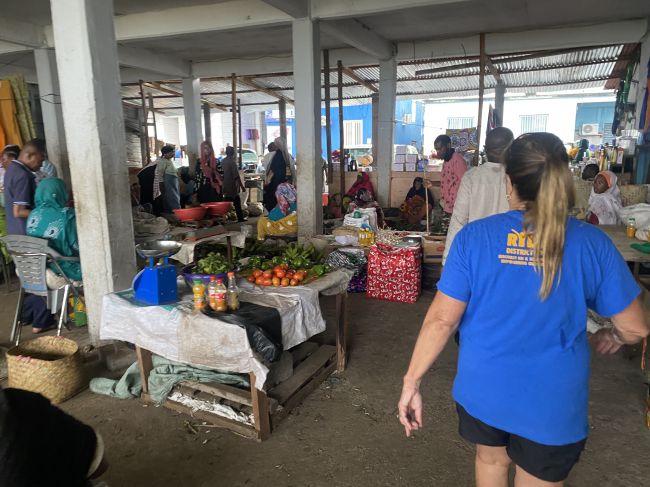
[586,170,622,225]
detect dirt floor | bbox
[0,278,649,487]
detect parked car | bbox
[240,148,259,172]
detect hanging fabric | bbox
[8,74,36,143]
[0,79,23,146]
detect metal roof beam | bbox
[321,19,395,61]
[261,0,309,18]
[341,66,378,92]
[237,76,295,104]
[485,57,502,84]
[142,82,229,111]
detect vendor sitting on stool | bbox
[586,170,622,225]
[347,187,384,229]
[400,177,434,226]
[257,182,297,240]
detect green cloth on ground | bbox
[89,354,250,404]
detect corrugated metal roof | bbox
[121,44,627,110]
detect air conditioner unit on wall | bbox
[581,123,599,136]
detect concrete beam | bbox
[312,0,464,19]
[117,44,191,78]
[0,16,46,47]
[262,0,308,18]
[0,41,33,55]
[320,19,395,61]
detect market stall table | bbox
[100,270,352,441]
[600,225,649,278]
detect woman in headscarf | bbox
[345,172,375,200]
[263,137,295,211]
[195,141,224,203]
[574,138,591,164]
[400,177,435,226]
[268,182,297,221]
[586,170,622,225]
[26,178,82,284]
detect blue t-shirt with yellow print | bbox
[438,210,639,445]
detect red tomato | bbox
[263,270,273,279]
[263,278,273,286]
[255,277,264,285]
[289,278,298,286]
[280,278,290,287]
[280,263,289,270]
[253,269,263,278]
[272,277,281,287]
[247,275,256,283]
[275,269,286,279]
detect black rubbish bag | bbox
[202,302,283,362]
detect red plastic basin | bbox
[201,201,233,216]
[173,207,207,221]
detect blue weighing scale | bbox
[133,240,183,305]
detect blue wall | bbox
[575,102,616,144]
[265,100,424,157]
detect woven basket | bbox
[6,336,85,404]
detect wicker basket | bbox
[619,184,648,207]
[6,336,85,404]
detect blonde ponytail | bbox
[505,132,575,300]
[525,162,575,299]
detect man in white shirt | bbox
[443,127,514,264]
[260,142,277,174]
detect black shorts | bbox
[456,403,586,483]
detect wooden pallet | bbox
[143,343,337,441]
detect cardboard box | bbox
[392,162,404,171]
[405,163,416,172]
[394,145,408,155]
[406,154,418,163]
[394,154,406,163]
[422,236,446,261]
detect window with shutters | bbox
[447,117,474,129]
[344,120,363,145]
[520,114,549,133]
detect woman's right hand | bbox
[590,328,623,355]
[398,379,423,437]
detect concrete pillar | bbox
[50,0,136,344]
[292,17,322,238]
[182,77,202,162]
[279,99,288,142]
[495,82,506,128]
[33,48,69,186]
[371,93,379,163]
[377,58,396,208]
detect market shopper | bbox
[443,127,514,263]
[434,134,467,214]
[195,140,224,203]
[398,132,649,486]
[581,163,599,181]
[263,137,294,211]
[154,145,180,213]
[573,138,591,163]
[586,170,622,225]
[260,141,277,174]
[221,146,246,222]
[26,178,82,291]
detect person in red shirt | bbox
[434,135,467,214]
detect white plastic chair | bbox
[0,235,82,345]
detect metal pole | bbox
[338,60,345,197]
[279,99,287,142]
[231,73,238,155]
[138,80,150,166]
[475,33,486,166]
[324,50,333,188]
[203,102,212,142]
[237,98,243,167]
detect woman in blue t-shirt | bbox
[398,133,649,486]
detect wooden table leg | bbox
[633,262,641,281]
[336,292,348,372]
[136,346,154,396]
[249,373,271,441]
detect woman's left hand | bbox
[398,380,423,437]
[590,328,623,355]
